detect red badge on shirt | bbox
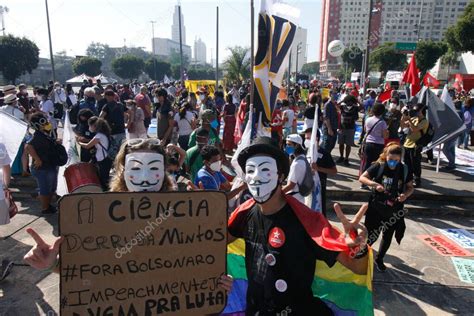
[268,227,286,248]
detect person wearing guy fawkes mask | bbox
[228,137,369,315]
[359,143,414,272]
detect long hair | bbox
[88,117,111,137]
[109,139,175,192]
[376,142,403,164]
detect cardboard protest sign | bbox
[451,257,474,284]
[417,235,473,257]
[59,191,228,315]
[440,228,474,249]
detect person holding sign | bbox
[228,137,369,315]
[24,138,233,289]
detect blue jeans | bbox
[458,124,472,148]
[31,167,58,196]
[442,138,456,168]
[321,130,337,153]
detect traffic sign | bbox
[395,42,417,52]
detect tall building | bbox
[194,38,207,64]
[172,5,186,45]
[152,38,192,59]
[319,0,468,77]
[290,27,308,73]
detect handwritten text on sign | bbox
[59,192,228,315]
[417,235,473,257]
[451,257,474,284]
[440,228,474,249]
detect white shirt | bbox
[174,111,194,136]
[40,99,58,128]
[0,143,12,200]
[287,154,307,203]
[283,109,295,128]
[67,93,77,105]
[0,105,24,120]
[93,133,109,162]
[52,88,67,104]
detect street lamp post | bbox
[362,0,374,95]
[0,6,9,36]
[295,42,302,84]
[44,0,56,82]
[150,21,157,81]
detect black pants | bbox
[365,206,398,260]
[404,146,422,181]
[178,134,190,151]
[363,143,385,172]
[96,157,112,191]
[144,117,151,129]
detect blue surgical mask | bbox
[285,146,295,155]
[210,119,218,129]
[387,159,399,169]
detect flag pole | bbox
[250,0,255,106]
[436,144,441,173]
[216,6,219,92]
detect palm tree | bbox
[441,48,459,80]
[223,46,251,83]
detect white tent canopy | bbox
[66,73,91,84]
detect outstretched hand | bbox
[333,203,368,250]
[23,228,62,270]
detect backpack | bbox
[51,142,68,166]
[53,103,64,119]
[416,119,434,147]
[295,156,314,197]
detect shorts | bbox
[338,128,355,146]
[31,167,58,196]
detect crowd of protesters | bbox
[1,78,473,273]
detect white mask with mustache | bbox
[245,156,279,203]
[124,152,165,192]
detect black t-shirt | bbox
[316,147,336,188]
[102,101,126,135]
[97,98,108,114]
[385,110,402,139]
[27,131,56,169]
[229,203,339,315]
[340,104,359,130]
[367,162,412,199]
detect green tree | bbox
[72,56,102,76]
[86,42,116,74]
[111,55,144,80]
[369,42,406,73]
[415,41,447,75]
[187,64,220,80]
[223,46,251,83]
[0,35,39,83]
[144,59,171,80]
[441,48,459,78]
[342,47,363,72]
[300,61,320,75]
[445,2,474,53]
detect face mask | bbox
[42,122,53,132]
[285,145,295,155]
[86,96,95,102]
[153,97,159,103]
[200,95,205,101]
[21,89,27,94]
[245,156,280,203]
[124,152,165,192]
[37,95,43,101]
[304,139,311,149]
[209,161,221,172]
[387,159,399,169]
[210,119,219,129]
[389,103,398,111]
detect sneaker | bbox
[414,179,421,188]
[344,159,350,166]
[443,165,456,172]
[360,184,369,190]
[42,205,58,215]
[375,258,387,272]
[429,160,437,166]
[336,157,344,164]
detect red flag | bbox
[423,72,440,88]
[378,89,393,103]
[402,55,421,96]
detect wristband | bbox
[353,246,368,259]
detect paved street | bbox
[1,149,473,315]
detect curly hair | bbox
[109,139,175,192]
[376,142,403,164]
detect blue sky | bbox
[3,0,322,63]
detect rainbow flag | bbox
[223,239,374,315]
